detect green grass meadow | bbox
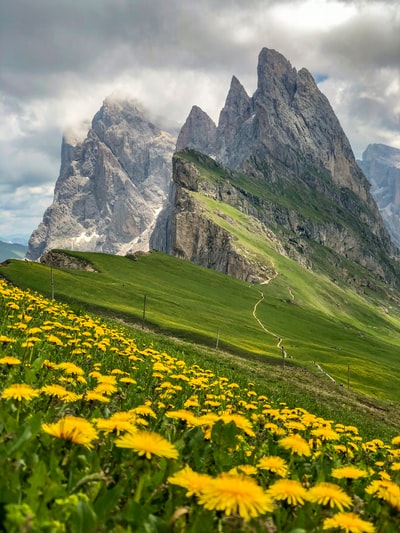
[2,247,400,409]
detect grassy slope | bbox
[2,153,400,438]
[2,249,400,408]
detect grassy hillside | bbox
[2,250,400,408]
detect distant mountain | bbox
[152,48,400,289]
[358,144,400,247]
[0,241,27,262]
[27,97,176,260]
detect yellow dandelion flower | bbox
[111,368,126,376]
[220,413,255,437]
[390,462,400,471]
[228,465,258,476]
[133,405,156,418]
[42,359,58,370]
[27,327,42,335]
[204,400,221,407]
[257,456,288,477]
[165,410,199,426]
[323,512,375,533]
[366,479,400,510]
[168,465,212,497]
[46,334,63,346]
[331,466,369,480]
[62,391,83,402]
[198,473,273,521]
[268,479,308,506]
[0,356,21,365]
[84,390,110,403]
[279,433,311,456]
[114,430,178,459]
[0,335,16,343]
[307,482,352,511]
[183,396,199,408]
[93,383,118,395]
[391,435,400,447]
[94,416,136,435]
[57,362,84,376]
[41,384,70,399]
[2,383,40,401]
[344,426,359,435]
[286,421,306,431]
[311,427,340,441]
[42,416,98,449]
[119,377,136,384]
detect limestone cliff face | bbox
[27,97,176,260]
[167,48,398,283]
[150,154,271,282]
[358,144,400,247]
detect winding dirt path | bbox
[252,261,292,357]
[252,263,338,381]
[252,291,280,341]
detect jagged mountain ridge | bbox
[358,144,400,248]
[153,48,399,287]
[27,97,176,260]
[28,47,400,291]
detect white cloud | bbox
[0,0,399,241]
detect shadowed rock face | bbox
[27,98,176,260]
[176,105,217,155]
[152,48,399,285]
[358,144,400,247]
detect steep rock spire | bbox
[176,105,217,155]
[216,75,253,164]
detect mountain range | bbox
[27,48,400,293]
[358,144,400,248]
[0,240,27,262]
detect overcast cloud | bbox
[1,0,399,241]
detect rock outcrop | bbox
[358,144,400,247]
[150,153,271,282]
[27,97,176,260]
[40,250,97,271]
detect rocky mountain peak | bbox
[177,47,373,205]
[92,97,159,140]
[176,105,217,154]
[161,48,399,285]
[27,97,176,260]
[216,76,253,164]
[255,47,298,102]
[362,144,400,168]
